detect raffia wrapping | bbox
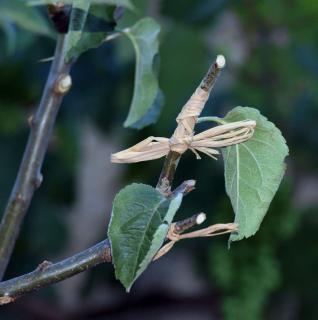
[111,87,256,163]
[111,62,245,257]
[153,222,238,260]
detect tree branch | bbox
[170,179,196,197]
[174,212,206,234]
[0,240,111,305]
[156,55,225,194]
[0,34,73,280]
[0,181,201,305]
[0,56,226,303]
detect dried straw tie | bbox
[111,66,256,163]
[153,222,239,260]
[111,56,254,257]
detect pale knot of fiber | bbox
[153,222,239,260]
[111,120,256,163]
[166,223,180,241]
[111,71,256,164]
[169,135,193,154]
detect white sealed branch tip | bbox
[196,213,206,225]
[55,74,72,94]
[216,55,226,68]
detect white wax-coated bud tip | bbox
[196,213,206,225]
[216,55,226,68]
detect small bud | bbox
[28,115,35,127]
[55,74,72,94]
[37,260,53,272]
[34,173,43,189]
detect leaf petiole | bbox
[197,116,228,125]
[103,31,122,42]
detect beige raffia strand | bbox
[112,55,257,163]
[111,119,256,163]
[153,222,238,261]
[112,55,256,163]
[111,85,256,163]
[111,55,256,163]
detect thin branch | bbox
[0,182,200,305]
[197,116,227,125]
[0,34,73,280]
[199,55,225,92]
[104,32,122,42]
[174,212,206,234]
[0,211,223,305]
[0,240,111,305]
[0,56,227,303]
[156,55,225,194]
[170,179,196,198]
[156,151,185,195]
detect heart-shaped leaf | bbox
[108,183,182,291]
[221,107,289,243]
[122,17,164,129]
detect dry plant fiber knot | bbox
[111,86,256,163]
[111,56,256,164]
[153,222,239,260]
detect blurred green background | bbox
[1,0,318,319]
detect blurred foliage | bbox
[0,0,318,319]
[0,0,52,54]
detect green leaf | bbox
[221,107,289,243]
[65,5,118,61]
[64,1,127,62]
[0,0,52,36]
[65,0,90,61]
[122,17,163,129]
[108,183,182,291]
[0,19,17,54]
[26,0,134,10]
